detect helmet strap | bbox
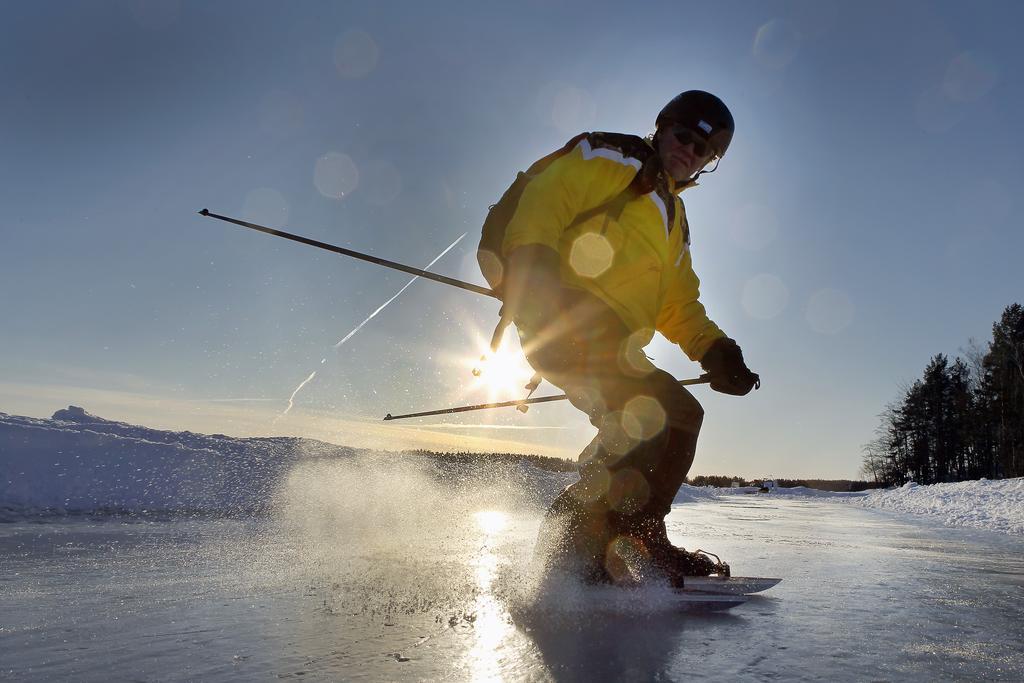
[688,156,721,184]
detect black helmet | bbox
[656,90,734,158]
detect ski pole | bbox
[382,375,712,421]
[198,209,499,299]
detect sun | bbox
[442,317,539,404]
[471,347,535,400]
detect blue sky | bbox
[2,0,1021,478]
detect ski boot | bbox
[658,546,730,579]
[534,486,616,585]
[617,514,730,587]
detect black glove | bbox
[700,338,760,396]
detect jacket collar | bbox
[642,151,697,196]
[669,175,698,194]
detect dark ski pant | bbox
[522,289,703,575]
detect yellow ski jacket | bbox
[502,132,726,362]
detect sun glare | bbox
[470,347,534,400]
[439,318,539,407]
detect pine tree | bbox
[978,304,1024,478]
[862,303,1022,483]
[948,358,974,481]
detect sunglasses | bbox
[668,126,717,158]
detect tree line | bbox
[407,449,577,473]
[687,475,882,492]
[861,303,1023,485]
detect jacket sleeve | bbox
[656,248,726,362]
[502,136,640,254]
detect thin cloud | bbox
[409,422,568,431]
[0,380,575,457]
[187,398,281,403]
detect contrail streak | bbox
[282,371,317,415]
[279,233,467,416]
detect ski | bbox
[669,592,749,610]
[677,576,782,595]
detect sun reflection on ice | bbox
[474,510,509,535]
[466,510,515,681]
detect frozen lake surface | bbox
[3,492,1022,682]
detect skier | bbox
[486,90,760,585]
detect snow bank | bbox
[0,407,570,519]
[848,479,1024,536]
[0,407,351,517]
[671,483,726,503]
[706,479,1024,536]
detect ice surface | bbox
[2,407,1023,680]
[2,498,1022,681]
